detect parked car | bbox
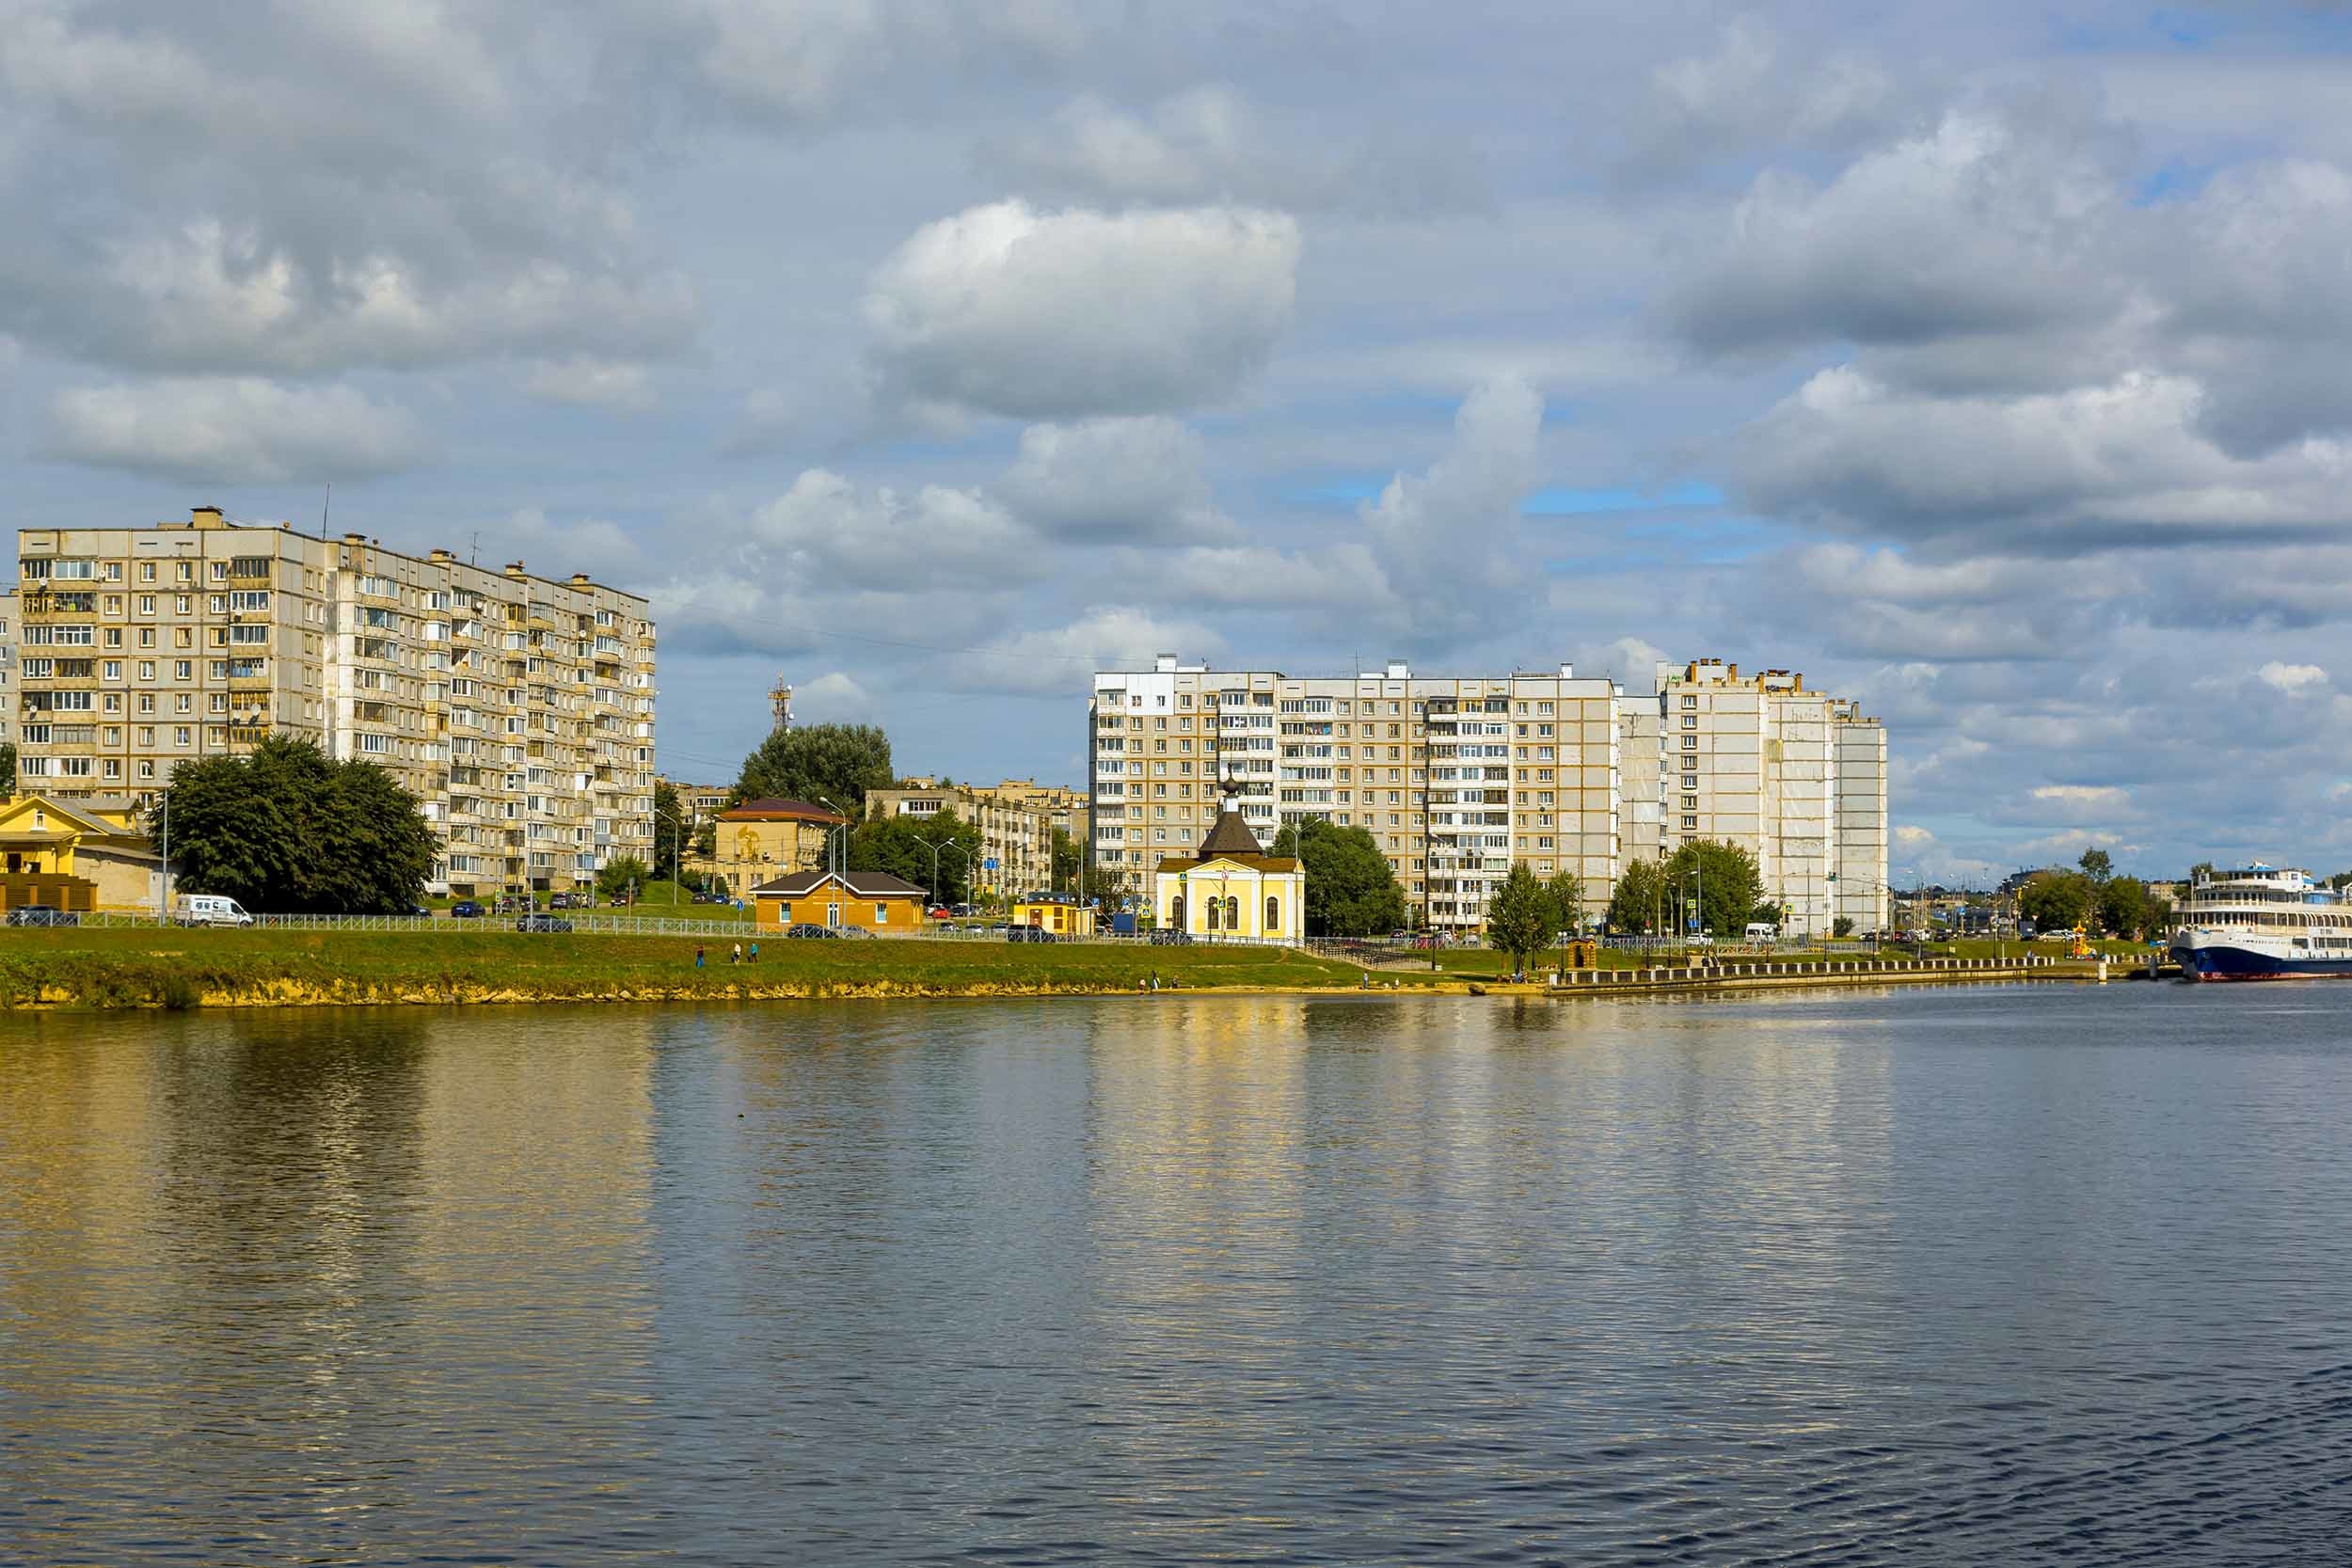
[928,905,951,919]
[1008,925,1057,943]
[950,902,976,917]
[516,913,573,933]
[174,894,254,927]
[6,905,79,927]
[785,923,839,939]
[407,905,432,918]
[1150,927,1192,945]
[451,900,485,919]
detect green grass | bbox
[0,927,1370,1009]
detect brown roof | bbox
[721,798,848,824]
[748,868,926,898]
[1197,809,1264,857]
[1154,854,1301,876]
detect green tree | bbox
[1607,857,1670,934]
[156,735,435,913]
[733,723,894,814]
[1833,915,1856,939]
[1661,839,1766,941]
[1484,863,1561,974]
[2078,846,2114,883]
[850,807,980,904]
[1546,871,1587,936]
[1050,827,1082,894]
[1272,819,1408,936]
[596,855,652,901]
[2020,871,2094,932]
[0,740,15,798]
[2095,876,2153,939]
[653,781,688,877]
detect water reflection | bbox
[2,987,2347,1564]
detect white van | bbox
[1744,921,1778,943]
[175,894,254,927]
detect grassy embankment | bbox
[0,927,1370,1010]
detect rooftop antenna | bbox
[320,483,330,539]
[469,531,481,566]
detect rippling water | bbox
[4,985,2349,1563]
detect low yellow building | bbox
[0,793,164,912]
[686,797,848,900]
[1153,808,1304,942]
[1011,892,1095,938]
[750,868,928,932]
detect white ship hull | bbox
[2170,927,2352,981]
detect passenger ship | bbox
[2169,865,2352,980]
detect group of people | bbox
[692,942,759,968]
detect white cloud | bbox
[524,359,657,413]
[997,417,1236,542]
[738,469,1041,594]
[471,508,647,583]
[958,607,1226,696]
[790,671,876,722]
[48,376,425,483]
[2031,784,2130,807]
[1357,374,1546,644]
[1625,19,1898,179]
[1894,824,1936,847]
[2258,660,2328,695]
[862,199,1300,420]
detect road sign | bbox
[983,858,998,870]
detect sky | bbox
[5,1,2352,886]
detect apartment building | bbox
[0,590,14,752]
[1089,657,1623,930]
[12,506,657,897]
[1636,659,1889,937]
[866,778,1056,898]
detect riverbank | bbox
[0,928,2110,1011]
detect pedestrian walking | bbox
[731,941,742,965]
[695,945,705,968]
[749,942,759,963]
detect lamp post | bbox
[913,833,949,908]
[817,797,850,878]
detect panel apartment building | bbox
[13,506,657,896]
[1089,657,1625,930]
[1621,659,1889,938]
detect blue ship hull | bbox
[2173,942,2352,981]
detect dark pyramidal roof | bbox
[1197,809,1265,857]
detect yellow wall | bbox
[690,816,834,896]
[1153,861,1302,942]
[755,890,925,932]
[1012,899,1094,936]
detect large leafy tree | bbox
[0,740,15,798]
[1271,819,1407,936]
[733,723,894,813]
[1546,871,1586,935]
[155,735,436,913]
[1050,827,1082,894]
[1485,863,1562,973]
[2096,876,2154,940]
[850,807,980,904]
[596,855,653,901]
[653,780,689,876]
[1661,838,1765,940]
[2078,847,2115,883]
[1607,857,1670,933]
[2020,871,2094,932]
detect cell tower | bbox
[770,675,794,734]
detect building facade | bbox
[12,506,657,897]
[688,797,846,899]
[1629,659,1890,938]
[1089,657,1623,930]
[866,778,1057,899]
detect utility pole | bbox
[156,790,169,926]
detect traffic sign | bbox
[983,858,998,870]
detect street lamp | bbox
[816,797,850,878]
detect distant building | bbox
[690,797,846,899]
[1091,657,1621,931]
[1628,659,1889,939]
[11,505,658,898]
[866,778,1058,898]
[1011,890,1095,937]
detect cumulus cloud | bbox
[958,607,1226,696]
[1894,824,1936,847]
[984,85,1484,216]
[469,508,647,583]
[996,417,1236,541]
[524,359,657,413]
[1622,19,1899,180]
[47,376,425,483]
[2031,784,2131,808]
[2258,660,2328,695]
[862,199,1300,420]
[1358,375,1546,644]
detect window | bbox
[140,562,156,582]
[1266,895,1279,930]
[175,661,192,681]
[875,903,890,924]
[174,727,192,747]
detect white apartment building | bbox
[866,778,1057,898]
[12,506,657,896]
[1629,659,1889,937]
[1089,657,1623,930]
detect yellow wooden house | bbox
[1011,892,1095,937]
[0,793,164,912]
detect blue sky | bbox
[6,1,2352,883]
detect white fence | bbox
[63,910,1297,947]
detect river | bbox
[2,984,2346,1563]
